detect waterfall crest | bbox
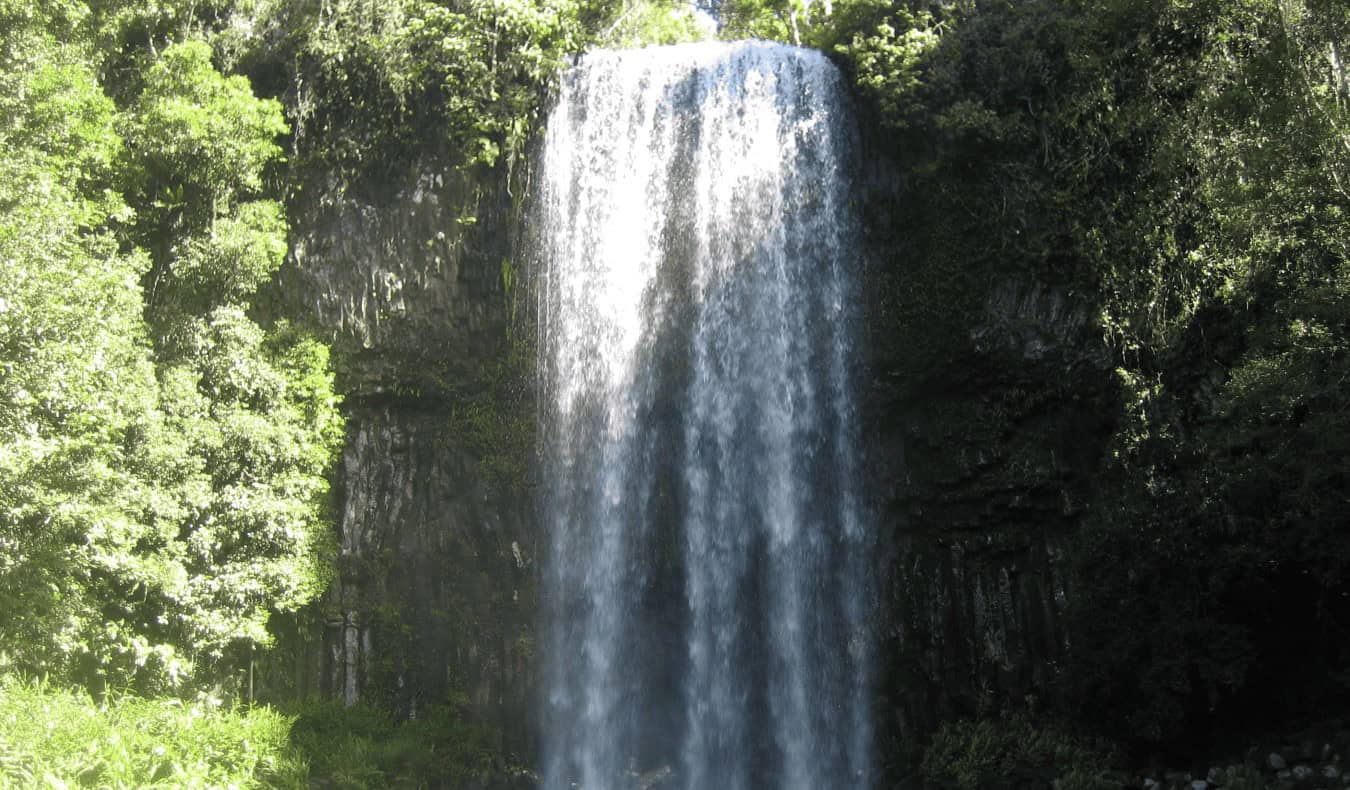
[537,40,871,790]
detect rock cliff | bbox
[276,124,1128,775]
[867,248,1120,755]
[282,155,539,759]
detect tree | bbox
[0,0,154,680]
[0,6,344,693]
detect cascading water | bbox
[537,41,871,790]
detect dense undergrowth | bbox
[918,714,1123,790]
[0,676,511,788]
[0,676,303,788]
[285,698,507,788]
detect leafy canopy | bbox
[0,2,343,694]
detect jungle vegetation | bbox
[2,0,1347,785]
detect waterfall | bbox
[537,41,871,790]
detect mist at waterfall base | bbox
[536,41,873,790]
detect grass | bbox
[0,675,306,788]
[286,698,507,788]
[0,674,513,789]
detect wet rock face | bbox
[286,159,515,396]
[868,268,1117,750]
[323,406,537,753]
[883,530,1072,741]
[284,155,537,757]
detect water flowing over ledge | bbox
[536,40,873,790]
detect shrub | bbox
[287,698,506,789]
[920,713,1121,790]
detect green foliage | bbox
[841,8,940,125]
[0,678,510,789]
[120,38,289,320]
[0,23,160,681]
[171,199,290,310]
[286,699,506,789]
[596,0,714,48]
[919,713,1121,790]
[274,0,610,175]
[0,1,126,224]
[716,0,827,45]
[448,342,537,494]
[0,674,306,788]
[1055,0,1350,743]
[713,0,913,52]
[405,0,589,165]
[120,308,343,679]
[0,2,343,695]
[81,0,268,94]
[128,39,286,209]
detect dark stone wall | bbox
[286,161,516,395]
[850,126,1124,760]
[323,406,536,750]
[866,251,1120,755]
[281,155,539,761]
